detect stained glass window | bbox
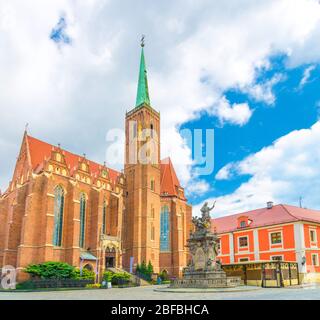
[79,193,86,248]
[53,186,64,246]
[160,205,170,251]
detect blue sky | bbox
[1,1,320,216]
[185,57,319,204]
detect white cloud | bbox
[1,0,320,198]
[215,163,235,180]
[185,180,210,197]
[204,121,320,217]
[299,65,316,89]
[208,96,253,126]
[242,73,285,105]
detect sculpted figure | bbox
[200,201,216,218]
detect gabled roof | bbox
[212,204,320,234]
[6,134,185,198]
[26,135,121,184]
[160,157,182,197]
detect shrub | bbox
[85,283,101,289]
[111,272,131,285]
[24,262,75,279]
[71,268,95,281]
[15,281,35,290]
[102,271,131,285]
[159,270,169,281]
[103,271,114,283]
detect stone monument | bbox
[171,201,241,288]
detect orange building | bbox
[213,202,320,282]
[0,43,192,281]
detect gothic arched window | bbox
[102,200,107,235]
[79,193,86,248]
[53,186,65,246]
[160,205,170,251]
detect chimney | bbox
[267,201,273,209]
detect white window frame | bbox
[270,255,284,261]
[238,235,249,249]
[269,230,283,248]
[311,253,319,266]
[309,228,317,246]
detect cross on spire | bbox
[141,34,145,47]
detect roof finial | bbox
[141,34,145,48]
[25,123,29,133]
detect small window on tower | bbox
[132,121,137,138]
[150,123,154,138]
[151,179,155,191]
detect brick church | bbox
[0,43,193,281]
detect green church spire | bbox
[135,36,150,107]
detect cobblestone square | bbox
[0,285,320,300]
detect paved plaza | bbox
[0,285,320,300]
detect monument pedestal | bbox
[171,270,240,288]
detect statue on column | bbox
[192,201,216,233]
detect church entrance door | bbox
[106,257,115,268]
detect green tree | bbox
[140,260,147,275]
[147,261,153,276]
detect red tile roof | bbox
[25,136,183,194]
[160,157,182,197]
[26,135,121,184]
[212,204,320,233]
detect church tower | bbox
[123,40,161,272]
